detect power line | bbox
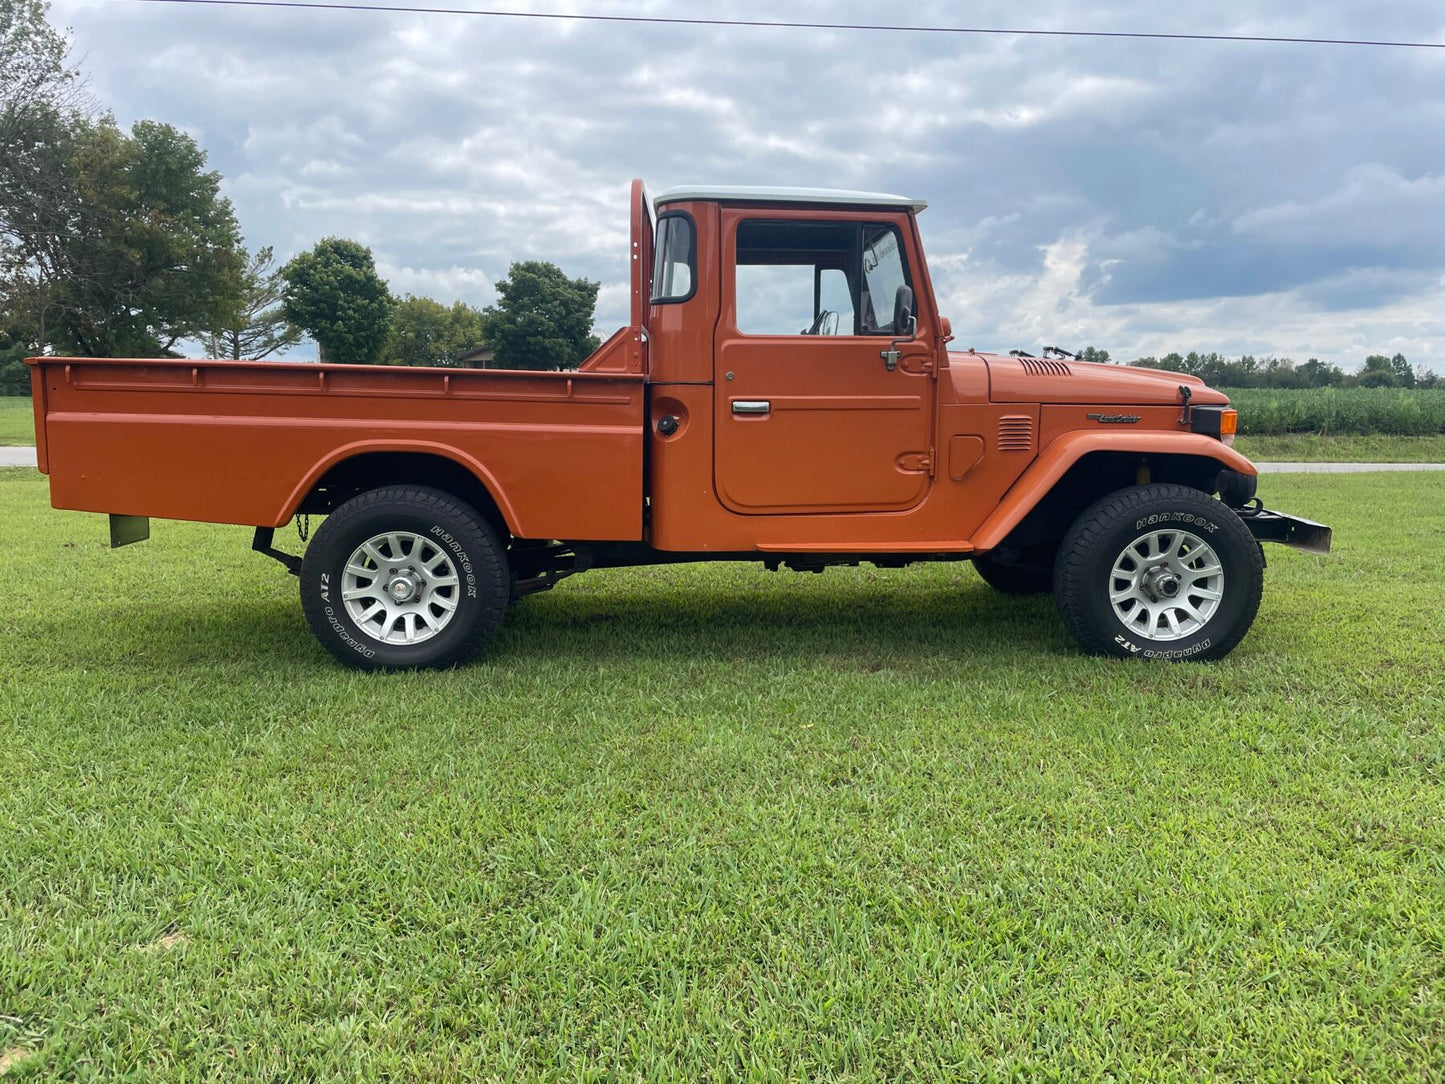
[118,0,1445,51]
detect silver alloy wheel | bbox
[341,531,461,645]
[1109,528,1224,642]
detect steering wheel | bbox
[804,309,839,336]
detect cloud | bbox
[49,0,1445,369]
[1232,165,1445,254]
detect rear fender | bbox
[277,439,519,532]
[971,431,1256,551]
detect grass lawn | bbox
[1,468,1442,1079]
[1235,433,1445,462]
[0,397,35,445]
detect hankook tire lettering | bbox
[1135,513,1218,533]
[430,525,478,597]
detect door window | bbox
[861,225,908,334]
[733,219,907,336]
[735,264,817,334]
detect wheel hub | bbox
[1109,529,1225,642]
[1142,565,1182,600]
[386,570,423,603]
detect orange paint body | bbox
[28,179,1251,558]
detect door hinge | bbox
[897,451,935,476]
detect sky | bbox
[50,0,1445,369]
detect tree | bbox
[3,115,244,356]
[203,245,300,360]
[63,120,243,355]
[1078,346,1110,364]
[1124,350,1431,388]
[0,0,92,355]
[384,295,486,367]
[0,0,86,157]
[480,260,600,371]
[1359,354,1397,387]
[0,311,33,394]
[1298,357,1345,387]
[281,238,392,364]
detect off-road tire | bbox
[972,548,1056,595]
[300,486,510,670]
[1054,484,1263,661]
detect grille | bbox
[998,415,1034,452]
[1018,357,1072,377]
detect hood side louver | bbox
[1018,357,1071,377]
[998,415,1034,452]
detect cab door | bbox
[713,209,937,514]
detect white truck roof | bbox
[655,185,927,213]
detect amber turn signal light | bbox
[1190,405,1238,446]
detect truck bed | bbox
[28,357,646,541]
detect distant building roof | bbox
[455,344,495,367]
[654,185,927,213]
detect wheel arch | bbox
[280,442,517,539]
[972,432,1255,553]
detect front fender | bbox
[971,431,1256,551]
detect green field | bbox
[1225,386,1445,436]
[1234,433,1445,462]
[0,397,34,445]
[2,467,1441,1079]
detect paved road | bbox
[1253,461,1445,473]
[1,445,1442,473]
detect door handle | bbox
[732,400,771,415]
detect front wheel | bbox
[300,486,510,670]
[1053,484,1263,661]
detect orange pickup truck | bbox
[27,180,1329,668]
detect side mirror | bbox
[939,316,953,342]
[893,284,915,339]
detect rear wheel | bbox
[300,486,510,670]
[1053,484,1263,661]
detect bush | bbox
[0,341,33,396]
[1223,387,1445,436]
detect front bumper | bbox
[1238,505,1332,554]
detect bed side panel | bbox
[37,360,645,540]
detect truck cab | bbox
[27,180,1330,669]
